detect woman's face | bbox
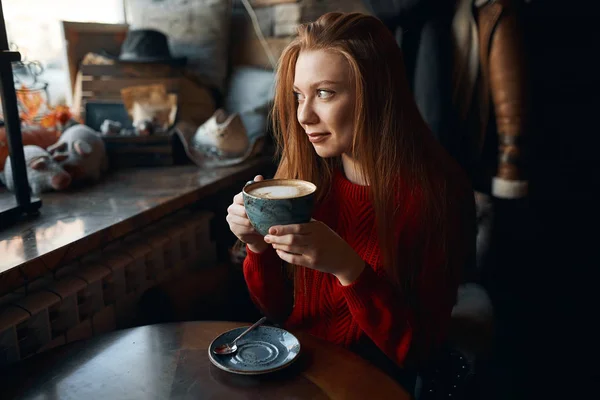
[294,49,356,158]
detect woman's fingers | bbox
[271,243,306,255]
[264,233,307,246]
[275,249,308,266]
[228,203,248,218]
[233,192,244,205]
[226,213,253,228]
[234,175,264,205]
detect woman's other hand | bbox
[226,175,269,254]
[264,219,366,285]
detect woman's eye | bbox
[317,89,334,99]
[293,92,305,101]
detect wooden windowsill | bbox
[0,156,272,295]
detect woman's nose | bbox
[297,101,318,127]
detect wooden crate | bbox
[61,21,129,105]
[101,135,181,168]
[74,63,180,120]
[73,61,216,127]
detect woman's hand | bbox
[264,220,366,285]
[226,175,269,254]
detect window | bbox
[3,0,126,106]
[0,0,126,228]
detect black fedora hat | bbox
[103,29,187,65]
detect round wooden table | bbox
[1,321,411,399]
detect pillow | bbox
[125,0,231,92]
[225,67,275,143]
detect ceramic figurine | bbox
[0,145,71,195]
[47,124,108,183]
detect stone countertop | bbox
[0,156,272,294]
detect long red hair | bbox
[272,12,453,297]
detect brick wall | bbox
[0,209,216,367]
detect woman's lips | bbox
[307,132,330,143]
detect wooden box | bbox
[61,21,129,105]
[101,135,184,168]
[73,60,216,127]
[74,62,181,121]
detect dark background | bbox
[503,1,599,398]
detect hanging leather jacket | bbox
[457,0,529,198]
[478,0,529,198]
[366,0,529,199]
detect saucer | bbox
[208,325,301,375]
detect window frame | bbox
[0,0,42,229]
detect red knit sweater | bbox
[243,169,471,367]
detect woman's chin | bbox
[312,143,343,158]
[314,147,340,158]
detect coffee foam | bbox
[248,184,313,199]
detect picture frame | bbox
[84,101,133,132]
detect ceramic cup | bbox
[242,178,317,237]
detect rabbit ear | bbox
[47,141,67,154]
[52,153,68,162]
[74,140,92,157]
[30,157,48,170]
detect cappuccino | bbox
[247,181,315,199]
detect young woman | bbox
[226,12,475,376]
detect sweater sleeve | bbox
[242,245,294,322]
[339,192,473,368]
[340,250,460,368]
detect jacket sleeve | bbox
[242,245,294,323]
[478,0,529,198]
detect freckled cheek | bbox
[328,97,354,130]
[330,112,355,143]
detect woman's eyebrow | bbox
[312,80,341,87]
[293,80,342,91]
